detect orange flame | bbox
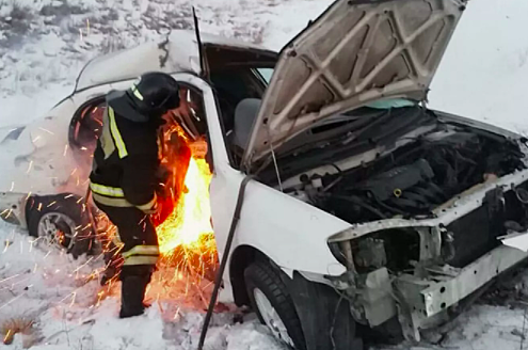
[153,120,219,299]
[157,157,214,254]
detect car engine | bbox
[300,129,526,224]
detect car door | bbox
[166,73,248,300]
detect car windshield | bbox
[256,67,273,84]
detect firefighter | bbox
[89,72,180,318]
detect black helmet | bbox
[127,72,180,114]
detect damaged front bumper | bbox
[327,169,528,341]
[395,244,527,341]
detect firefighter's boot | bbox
[119,273,151,318]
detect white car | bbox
[2,0,528,349]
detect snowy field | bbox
[2,0,528,349]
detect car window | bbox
[256,68,273,84]
[69,97,105,156]
[210,67,267,135]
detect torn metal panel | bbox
[359,268,396,327]
[0,192,29,229]
[393,244,528,340]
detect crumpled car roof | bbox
[74,30,271,92]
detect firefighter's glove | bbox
[156,165,172,184]
[137,195,160,215]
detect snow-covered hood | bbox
[242,0,468,169]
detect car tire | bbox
[244,261,306,350]
[26,194,93,259]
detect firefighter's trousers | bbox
[96,203,160,276]
[95,203,159,317]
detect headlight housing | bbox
[328,228,420,273]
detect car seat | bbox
[230,98,262,163]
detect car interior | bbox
[203,44,276,167]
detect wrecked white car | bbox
[2,0,528,349]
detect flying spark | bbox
[0,274,20,285]
[1,209,13,220]
[0,293,24,311]
[3,329,13,344]
[26,161,33,174]
[38,127,54,135]
[2,241,11,253]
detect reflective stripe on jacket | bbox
[89,97,162,209]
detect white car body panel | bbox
[211,169,348,275]
[0,99,76,195]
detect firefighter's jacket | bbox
[89,90,163,211]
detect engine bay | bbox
[291,124,526,224]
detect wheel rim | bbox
[253,288,295,347]
[37,212,77,251]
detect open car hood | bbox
[242,0,467,170]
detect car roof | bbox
[74,29,272,92]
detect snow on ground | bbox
[3,0,528,349]
[0,221,286,350]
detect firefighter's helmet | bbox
[127,72,180,115]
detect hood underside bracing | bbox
[243,0,467,170]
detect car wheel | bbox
[244,261,306,350]
[26,194,93,258]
